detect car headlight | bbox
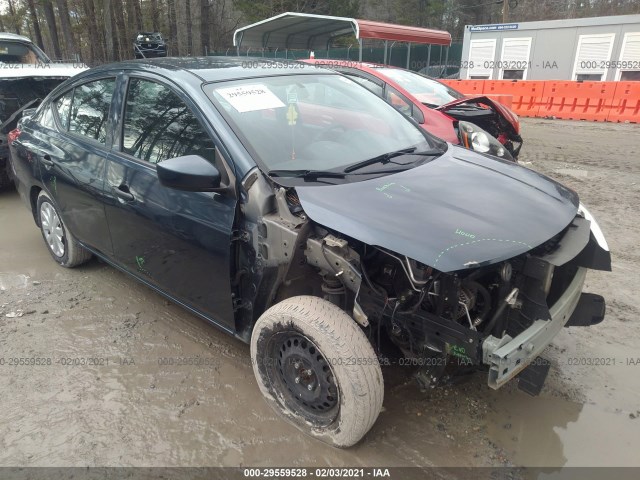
[458,121,513,161]
[578,203,609,251]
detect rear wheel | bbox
[0,159,13,191]
[37,191,92,268]
[251,296,384,447]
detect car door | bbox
[103,74,237,331]
[37,77,115,255]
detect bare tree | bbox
[26,0,45,49]
[42,1,63,59]
[56,0,79,59]
[103,0,115,61]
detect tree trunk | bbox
[150,0,160,32]
[56,0,79,59]
[133,0,143,32]
[127,0,143,33]
[175,0,188,56]
[103,0,115,62]
[7,0,21,35]
[42,1,63,60]
[200,0,210,56]
[113,0,130,60]
[167,0,178,55]
[81,0,101,64]
[26,0,45,50]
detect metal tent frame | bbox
[233,12,451,66]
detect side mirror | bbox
[157,155,223,192]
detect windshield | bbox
[375,68,464,107]
[207,74,440,177]
[0,41,49,64]
[136,34,162,42]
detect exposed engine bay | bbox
[234,170,610,392]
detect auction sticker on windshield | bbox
[216,84,285,113]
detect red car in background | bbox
[303,59,523,161]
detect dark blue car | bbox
[7,57,610,447]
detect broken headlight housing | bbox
[458,121,514,161]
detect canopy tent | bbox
[233,12,451,65]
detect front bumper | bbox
[483,266,587,389]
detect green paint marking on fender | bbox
[433,238,533,267]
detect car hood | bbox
[0,63,88,80]
[436,95,520,135]
[295,146,578,272]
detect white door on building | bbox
[616,32,640,81]
[572,33,616,81]
[499,37,532,80]
[467,38,496,79]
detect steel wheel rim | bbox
[40,202,65,258]
[267,332,340,426]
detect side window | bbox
[69,78,115,143]
[55,90,73,130]
[38,103,57,130]
[122,78,216,165]
[344,73,384,97]
[384,86,424,124]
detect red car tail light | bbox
[7,128,21,145]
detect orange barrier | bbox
[541,81,617,121]
[484,94,513,109]
[483,80,547,117]
[608,82,640,123]
[438,79,640,123]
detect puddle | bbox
[0,273,30,290]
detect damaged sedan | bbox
[8,58,610,448]
[303,59,522,161]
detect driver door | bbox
[104,75,237,330]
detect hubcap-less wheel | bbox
[40,202,65,257]
[270,332,339,426]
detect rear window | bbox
[0,41,46,64]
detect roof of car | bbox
[0,32,33,43]
[89,56,335,82]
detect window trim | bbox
[572,33,615,81]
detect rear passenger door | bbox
[104,74,237,330]
[38,77,115,255]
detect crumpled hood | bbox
[437,95,520,135]
[296,146,579,272]
[0,63,88,80]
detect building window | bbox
[499,37,532,80]
[572,33,615,81]
[616,32,640,81]
[467,39,496,80]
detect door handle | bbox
[41,154,54,167]
[112,186,135,202]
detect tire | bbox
[0,159,13,191]
[251,296,384,447]
[37,191,92,268]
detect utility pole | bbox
[502,0,510,23]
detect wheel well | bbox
[30,186,41,225]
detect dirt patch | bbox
[1,118,638,467]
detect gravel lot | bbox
[0,118,638,468]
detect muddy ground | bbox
[0,118,639,468]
